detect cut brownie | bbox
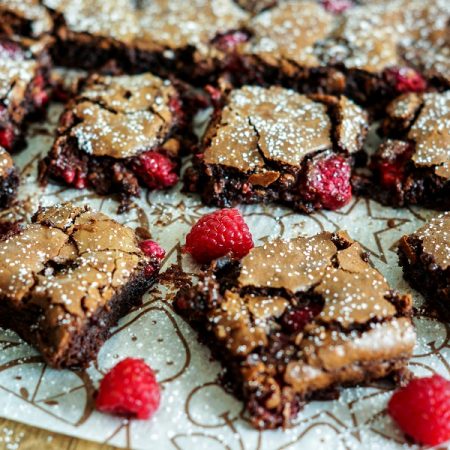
[184,85,368,213]
[356,91,450,209]
[40,72,191,209]
[0,146,19,208]
[43,0,249,82]
[0,36,52,151]
[399,213,450,321]
[175,231,415,429]
[224,0,448,106]
[0,0,53,39]
[0,202,162,369]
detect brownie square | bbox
[399,213,450,320]
[40,72,191,210]
[0,202,162,368]
[224,1,449,107]
[355,91,450,209]
[43,0,249,82]
[0,146,19,208]
[0,36,52,152]
[184,85,368,213]
[0,0,53,39]
[175,231,415,429]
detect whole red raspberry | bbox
[184,208,254,263]
[0,126,15,151]
[385,67,427,93]
[133,151,178,190]
[96,358,161,420]
[388,374,450,446]
[282,304,323,333]
[304,154,352,210]
[322,0,353,14]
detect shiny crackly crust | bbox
[175,231,415,429]
[0,202,159,368]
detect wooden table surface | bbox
[0,418,115,450]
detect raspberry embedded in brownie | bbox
[175,231,415,429]
[0,36,52,152]
[40,73,193,209]
[0,202,163,369]
[184,85,368,213]
[356,91,450,209]
[398,213,450,321]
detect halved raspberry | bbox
[132,151,178,190]
[96,358,161,420]
[385,67,427,93]
[213,31,249,52]
[281,304,322,333]
[303,153,352,210]
[184,208,254,263]
[322,0,353,14]
[388,374,450,446]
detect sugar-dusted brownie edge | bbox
[0,203,161,369]
[39,73,197,210]
[0,147,19,209]
[175,231,415,429]
[353,92,450,209]
[398,213,450,321]
[0,36,53,152]
[184,87,368,213]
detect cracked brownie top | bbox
[44,0,249,56]
[203,85,368,173]
[0,203,147,321]
[408,212,450,271]
[176,231,415,402]
[382,91,450,180]
[60,73,179,159]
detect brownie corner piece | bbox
[40,72,191,207]
[398,212,450,320]
[185,85,368,213]
[359,91,450,209]
[0,146,19,209]
[0,202,161,368]
[175,231,415,429]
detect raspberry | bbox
[385,67,427,93]
[139,240,166,261]
[214,31,249,52]
[96,358,161,420]
[388,374,450,446]
[32,75,49,109]
[322,0,353,14]
[374,141,414,189]
[132,151,178,190]
[184,208,254,263]
[282,304,322,333]
[303,154,352,210]
[0,126,15,151]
